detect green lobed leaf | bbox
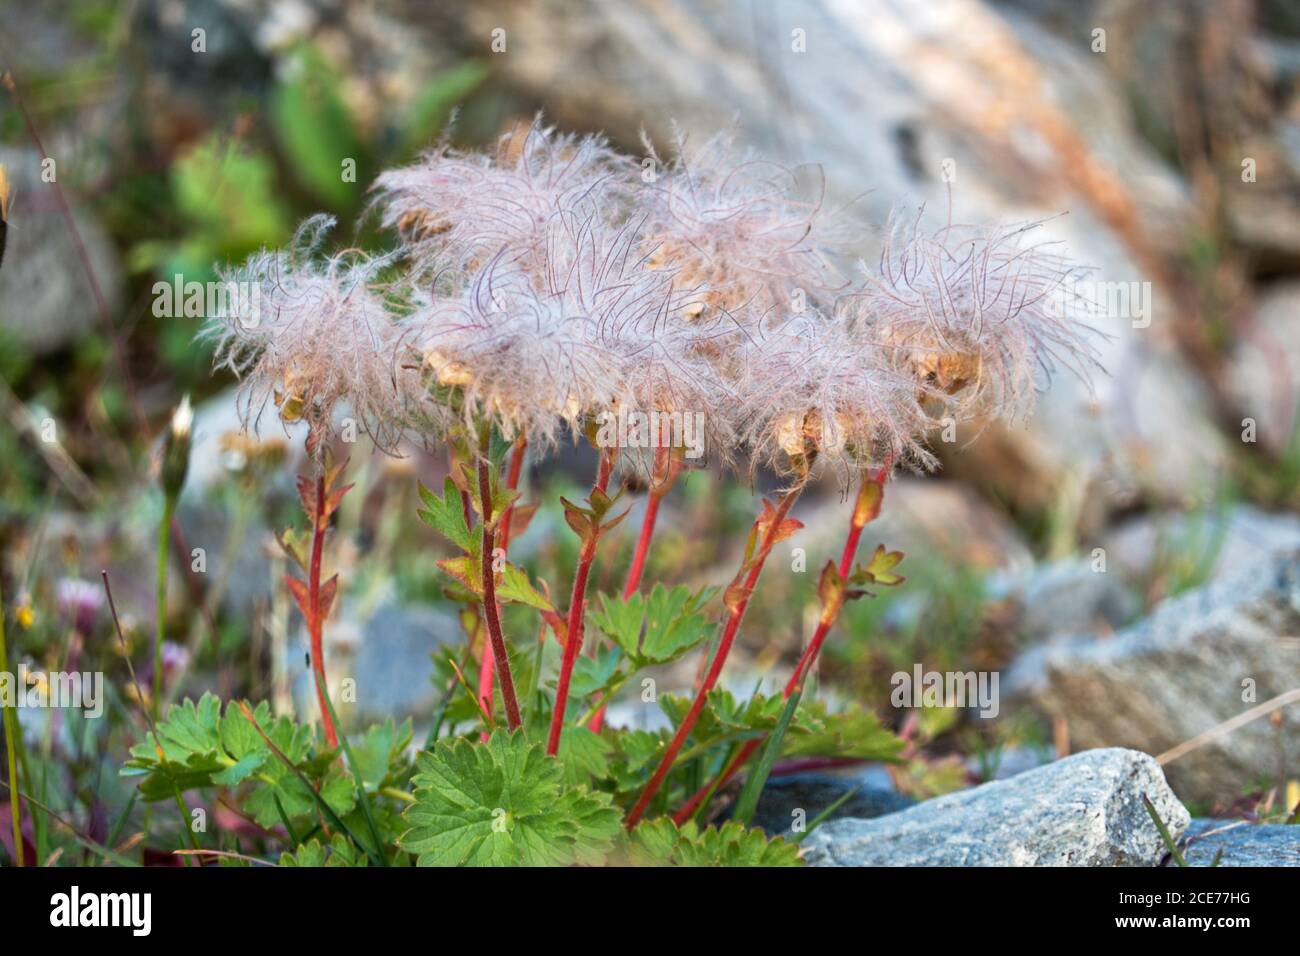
[779,702,904,762]
[566,645,623,698]
[280,834,370,868]
[399,730,620,866]
[623,819,802,867]
[418,477,477,553]
[122,693,356,828]
[347,717,415,791]
[552,725,613,787]
[591,584,714,666]
[495,563,555,611]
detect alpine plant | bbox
[131,117,1100,866]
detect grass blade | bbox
[1142,793,1187,867]
[794,784,863,843]
[234,701,384,867]
[731,689,802,827]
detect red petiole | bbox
[625,485,803,828]
[476,433,523,730]
[671,463,890,824]
[478,436,527,722]
[546,449,617,756]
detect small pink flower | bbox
[56,578,103,636]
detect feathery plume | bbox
[372,117,636,281]
[733,312,935,485]
[851,212,1103,427]
[401,213,728,455]
[209,216,417,455]
[640,130,851,327]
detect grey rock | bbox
[997,557,1140,642]
[795,477,1034,576]
[803,747,1188,866]
[176,496,277,617]
[0,146,124,355]
[966,745,1056,782]
[745,771,914,837]
[1006,551,1300,806]
[183,386,307,496]
[1181,819,1300,867]
[458,0,1223,508]
[1103,504,1300,586]
[1227,282,1300,455]
[328,601,461,725]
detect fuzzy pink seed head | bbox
[210,216,420,456]
[851,212,1103,429]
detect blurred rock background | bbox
[1,0,1299,846]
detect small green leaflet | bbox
[567,645,623,698]
[543,724,614,787]
[607,728,673,793]
[781,702,905,762]
[495,564,554,611]
[280,834,370,868]
[417,478,477,553]
[399,730,620,866]
[658,688,814,742]
[345,717,415,791]
[623,819,802,867]
[420,478,554,611]
[653,690,903,764]
[590,584,714,665]
[121,693,357,828]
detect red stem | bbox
[308,475,339,749]
[546,452,614,756]
[477,446,523,730]
[478,437,527,721]
[625,486,801,828]
[671,465,890,824]
[499,436,528,553]
[622,447,673,600]
[590,447,676,734]
[624,493,661,595]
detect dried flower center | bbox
[423,349,475,387]
[913,350,981,395]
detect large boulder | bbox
[299,600,461,727]
[802,747,1187,866]
[454,0,1223,512]
[994,556,1140,642]
[1101,504,1300,590]
[794,477,1034,576]
[1006,551,1300,806]
[1227,282,1300,455]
